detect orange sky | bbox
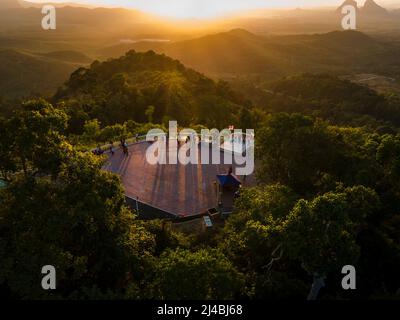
[29,1,398,18]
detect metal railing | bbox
[93,132,254,155]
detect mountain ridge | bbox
[362,0,388,15]
[0,49,79,97]
[0,0,21,9]
[98,29,390,78]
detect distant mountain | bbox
[309,29,380,50]
[0,49,81,97]
[362,0,388,15]
[104,29,399,79]
[336,0,358,13]
[38,50,92,64]
[0,0,21,9]
[20,1,95,9]
[0,5,158,36]
[161,29,285,76]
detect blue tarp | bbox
[217,174,242,187]
[0,179,6,189]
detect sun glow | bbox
[29,0,397,20]
[135,1,259,19]
[30,0,274,19]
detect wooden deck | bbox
[103,141,255,217]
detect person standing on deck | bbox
[123,140,129,156]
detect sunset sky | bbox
[29,0,398,18]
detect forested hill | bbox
[0,49,78,97]
[167,29,398,77]
[54,50,245,129]
[261,74,400,131]
[269,73,383,104]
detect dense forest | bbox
[1,48,400,300]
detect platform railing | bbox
[93,132,254,155]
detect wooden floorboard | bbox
[103,142,255,217]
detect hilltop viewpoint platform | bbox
[103,140,255,219]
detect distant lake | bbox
[119,39,171,44]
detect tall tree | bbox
[257,113,346,195]
[0,152,156,299]
[283,186,380,300]
[5,99,69,178]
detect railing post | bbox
[135,197,139,215]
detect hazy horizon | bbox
[26,0,400,18]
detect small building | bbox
[216,172,242,215]
[0,179,7,190]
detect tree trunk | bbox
[21,156,27,177]
[307,275,326,300]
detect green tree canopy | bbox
[150,248,244,300]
